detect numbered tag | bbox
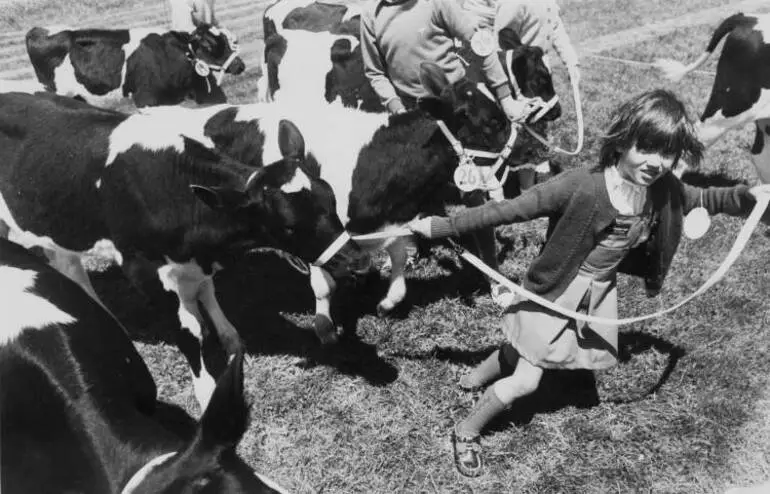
[195,60,211,77]
[683,207,711,240]
[454,164,500,192]
[470,29,496,57]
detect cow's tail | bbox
[654,12,756,83]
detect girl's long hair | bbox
[598,89,704,170]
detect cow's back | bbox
[0,93,126,249]
[0,237,156,493]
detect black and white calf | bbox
[0,236,289,494]
[139,60,547,337]
[0,92,362,409]
[26,23,245,108]
[656,12,770,183]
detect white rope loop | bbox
[349,191,770,324]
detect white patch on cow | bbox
[264,0,317,34]
[280,168,312,193]
[156,259,238,411]
[699,88,770,147]
[51,27,163,107]
[272,30,359,105]
[0,267,76,345]
[106,105,226,166]
[235,102,388,223]
[0,79,46,94]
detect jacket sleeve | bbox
[431,170,579,237]
[360,11,402,109]
[681,182,755,217]
[434,0,511,99]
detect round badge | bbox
[194,60,211,77]
[683,207,711,240]
[454,164,480,192]
[470,29,496,57]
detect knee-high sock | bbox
[456,386,508,438]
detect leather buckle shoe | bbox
[451,429,483,477]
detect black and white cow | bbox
[0,92,362,409]
[656,12,770,183]
[0,236,290,494]
[26,23,245,108]
[258,0,378,111]
[138,60,548,338]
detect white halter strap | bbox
[121,452,177,494]
[435,120,520,188]
[313,231,352,267]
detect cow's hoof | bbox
[376,301,394,318]
[313,314,339,345]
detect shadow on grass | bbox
[90,255,400,386]
[385,330,685,428]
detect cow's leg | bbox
[309,265,338,344]
[377,237,409,317]
[750,119,770,183]
[196,276,244,357]
[157,261,220,411]
[7,229,106,308]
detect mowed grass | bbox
[4,0,770,493]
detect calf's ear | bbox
[278,119,306,159]
[190,185,247,211]
[198,350,250,450]
[498,28,522,50]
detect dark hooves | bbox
[313,314,339,345]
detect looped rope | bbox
[349,191,770,324]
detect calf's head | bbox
[192,120,363,280]
[189,24,246,76]
[418,61,513,153]
[497,28,561,123]
[123,352,287,494]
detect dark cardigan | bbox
[431,168,755,299]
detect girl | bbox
[409,89,770,477]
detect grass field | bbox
[3,0,770,493]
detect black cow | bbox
[136,61,541,338]
[0,236,290,494]
[26,23,245,108]
[656,12,770,183]
[0,92,362,409]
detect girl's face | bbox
[616,144,676,186]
